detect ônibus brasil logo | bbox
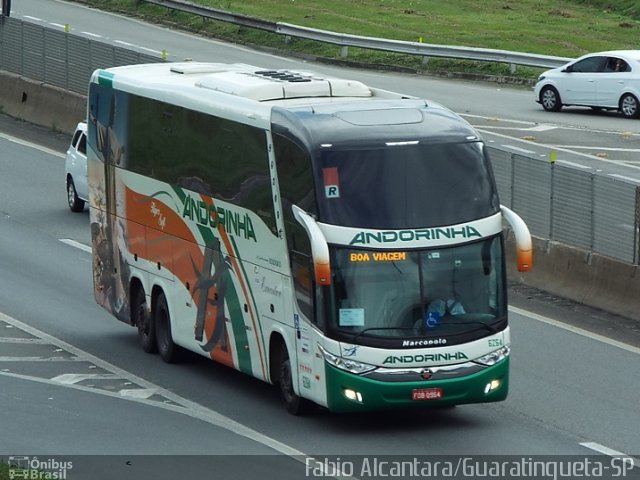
[350,226,481,246]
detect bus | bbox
[87,62,532,414]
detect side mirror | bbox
[292,205,331,285]
[562,65,574,73]
[501,205,532,272]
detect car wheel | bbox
[134,288,157,353]
[540,86,562,112]
[66,177,85,212]
[154,292,180,363]
[278,345,313,415]
[620,93,640,119]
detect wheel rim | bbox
[67,182,76,207]
[621,95,637,117]
[542,89,557,110]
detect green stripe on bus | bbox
[96,70,114,88]
[222,269,252,375]
[171,185,186,205]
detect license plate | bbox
[411,387,442,401]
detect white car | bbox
[65,121,88,212]
[534,50,640,118]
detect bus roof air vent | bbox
[195,67,371,101]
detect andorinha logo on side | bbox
[182,194,257,242]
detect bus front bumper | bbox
[325,357,509,412]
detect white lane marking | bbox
[0,356,78,361]
[580,442,637,468]
[51,373,120,385]
[501,145,535,154]
[608,173,640,184]
[556,159,590,169]
[462,114,537,126]
[119,388,160,399]
[0,132,65,158]
[509,306,640,355]
[139,46,163,55]
[114,41,162,56]
[0,310,307,459]
[527,124,557,132]
[474,122,557,132]
[81,31,102,38]
[22,15,42,21]
[559,146,640,152]
[59,238,92,254]
[0,338,48,344]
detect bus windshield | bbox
[315,142,499,229]
[326,237,506,345]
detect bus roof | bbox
[91,62,416,122]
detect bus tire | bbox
[134,287,156,354]
[154,292,179,363]
[278,345,312,415]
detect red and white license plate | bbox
[411,387,442,401]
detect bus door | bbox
[290,250,325,403]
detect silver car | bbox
[534,50,640,118]
[65,121,88,212]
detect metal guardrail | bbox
[142,0,572,70]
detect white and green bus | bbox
[87,62,532,414]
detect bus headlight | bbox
[474,346,510,366]
[319,345,376,375]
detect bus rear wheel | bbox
[134,288,156,353]
[154,292,180,363]
[278,346,312,415]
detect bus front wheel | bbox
[278,346,312,415]
[154,292,179,363]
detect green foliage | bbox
[569,0,640,19]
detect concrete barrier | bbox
[2,69,639,323]
[507,235,640,322]
[0,71,85,134]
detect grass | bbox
[54,0,640,79]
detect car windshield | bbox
[324,237,506,346]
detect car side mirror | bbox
[562,66,573,73]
